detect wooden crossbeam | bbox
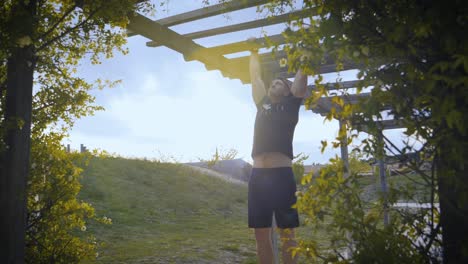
[128,0,270,36]
[353,119,405,132]
[301,81,366,107]
[128,13,250,83]
[222,50,286,82]
[146,8,314,47]
[224,50,358,81]
[309,93,396,121]
[275,62,359,78]
[156,0,270,27]
[205,33,286,55]
[376,119,405,130]
[308,80,363,91]
[310,93,371,114]
[129,8,359,84]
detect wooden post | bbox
[376,132,390,226]
[338,119,353,259]
[271,214,279,264]
[339,119,350,179]
[0,2,37,263]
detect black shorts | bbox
[248,167,299,229]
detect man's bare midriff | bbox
[253,152,292,168]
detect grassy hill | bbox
[78,157,256,264]
[77,156,430,263]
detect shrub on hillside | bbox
[26,133,111,263]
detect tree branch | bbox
[430,152,437,227]
[26,189,71,230]
[37,6,101,52]
[33,101,56,113]
[39,4,78,41]
[382,134,432,185]
[25,232,49,252]
[422,222,441,257]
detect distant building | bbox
[80,144,88,153]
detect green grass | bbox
[78,156,257,264]
[357,171,432,202]
[78,157,430,263]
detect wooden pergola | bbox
[127,0,404,258]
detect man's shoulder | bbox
[255,96,270,108]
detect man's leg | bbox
[279,228,298,264]
[255,227,273,264]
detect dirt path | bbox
[183,165,247,186]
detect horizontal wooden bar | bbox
[156,0,270,27]
[310,93,395,118]
[205,33,286,55]
[224,49,359,83]
[353,119,405,132]
[147,8,314,47]
[128,0,269,37]
[188,9,312,39]
[275,61,359,78]
[227,50,287,65]
[308,80,363,91]
[128,13,250,83]
[313,93,372,112]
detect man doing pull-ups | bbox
[248,42,308,264]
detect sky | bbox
[65,0,408,164]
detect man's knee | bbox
[254,228,272,242]
[254,227,271,239]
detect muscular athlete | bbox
[248,45,308,264]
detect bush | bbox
[26,133,111,263]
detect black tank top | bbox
[251,95,302,159]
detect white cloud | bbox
[76,69,256,161]
[69,63,351,163]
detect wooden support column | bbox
[0,1,37,263]
[338,118,353,259]
[338,119,350,178]
[376,131,390,226]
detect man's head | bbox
[268,78,292,99]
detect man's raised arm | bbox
[290,69,308,98]
[249,50,266,105]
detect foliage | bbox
[295,157,438,263]
[292,152,308,183]
[26,133,113,263]
[1,0,154,263]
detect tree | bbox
[260,0,467,262]
[0,0,153,262]
[199,147,239,168]
[26,135,112,263]
[292,153,309,183]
